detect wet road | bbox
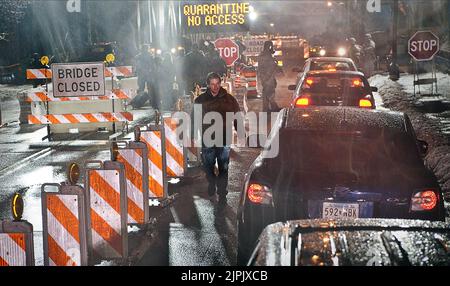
[0,71,296,266]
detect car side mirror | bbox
[417,139,428,156]
[371,86,378,92]
[288,85,297,91]
[292,67,301,73]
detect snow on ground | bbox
[369,73,450,196]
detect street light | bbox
[249,5,258,21]
[389,0,400,81]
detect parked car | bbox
[289,70,377,109]
[248,218,450,266]
[236,107,445,264]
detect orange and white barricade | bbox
[28,112,133,125]
[25,89,133,102]
[105,66,133,78]
[114,141,150,224]
[243,67,258,97]
[41,183,89,266]
[137,125,168,199]
[85,161,128,260]
[0,220,35,266]
[163,114,186,177]
[26,68,52,79]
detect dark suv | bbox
[237,107,445,265]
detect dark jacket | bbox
[257,51,279,89]
[192,87,241,147]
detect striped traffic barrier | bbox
[163,114,186,178]
[25,89,133,102]
[85,160,128,260]
[28,112,133,125]
[136,125,168,199]
[41,181,89,266]
[0,221,34,266]
[26,68,52,79]
[243,67,258,98]
[113,141,150,224]
[105,66,133,78]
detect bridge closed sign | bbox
[52,62,105,97]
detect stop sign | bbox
[408,31,440,61]
[214,38,239,66]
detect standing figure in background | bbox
[361,34,376,77]
[257,41,282,112]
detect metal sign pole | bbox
[111,71,116,134]
[44,68,51,141]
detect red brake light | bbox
[411,190,438,211]
[305,77,314,86]
[352,79,362,86]
[247,183,273,205]
[295,97,310,107]
[359,98,372,108]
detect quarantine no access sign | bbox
[52,62,105,97]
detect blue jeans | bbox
[201,146,231,196]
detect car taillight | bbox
[352,79,362,87]
[305,77,314,86]
[247,183,273,205]
[359,98,372,108]
[411,190,438,211]
[295,97,310,107]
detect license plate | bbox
[326,79,341,87]
[322,202,359,218]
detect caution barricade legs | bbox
[41,183,89,266]
[85,161,128,261]
[0,220,35,266]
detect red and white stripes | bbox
[28,112,133,125]
[0,233,26,266]
[88,169,126,258]
[45,194,82,266]
[164,117,185,177]
[140,130,165,198]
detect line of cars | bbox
[236,56,448,265]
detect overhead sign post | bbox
[214,38,240,66]
[52,62,105,97]
[408,31,440,62]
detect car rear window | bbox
[310,61,354,71]
[279,129,422,179]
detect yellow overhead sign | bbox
[183,2,250,28]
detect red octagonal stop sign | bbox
[214,38,239,66]
[408,31,440,61]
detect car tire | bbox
[236,230,252,266]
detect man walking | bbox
[192,72,241,205]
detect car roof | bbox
[284,107,407,134]
[305,70,365,77]
[251,219,450,266]
[308,57,355,63]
